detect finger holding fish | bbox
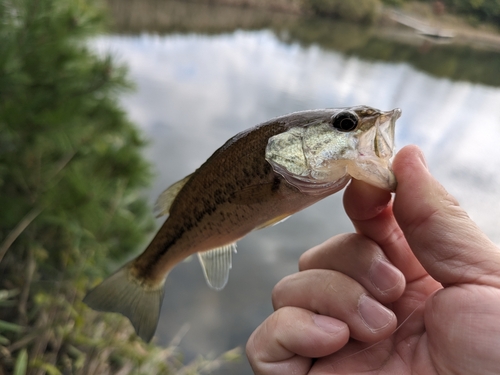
[299,233,406,304]
[272,269,398,342]
[343,178,428,283]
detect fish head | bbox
[265,106,401,194]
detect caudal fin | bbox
[83,265,165,342]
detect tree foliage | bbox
[444,0,500,24]
[377,0,500,25]
[0,0,153,274]
[0,0,238,373]
[306,0,382,23]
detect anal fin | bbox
[197,243,237,291]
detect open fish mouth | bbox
[265,106,402,194]
[349,107,401,191]
[374,108,401,159]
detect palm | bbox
[310,277,432,374]
[312,276,500,375]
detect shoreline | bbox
[174,0,500,51]
[387,2,500,51]
[104,0,500,86]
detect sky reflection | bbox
[92,30,500,373]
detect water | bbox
[94,3,500,373]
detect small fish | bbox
[84,105,401,341]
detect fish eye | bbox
[331,111,358,132]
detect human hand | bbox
[246,145,500,374]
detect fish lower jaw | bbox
[346,160,396,192]
[281,171,351,195]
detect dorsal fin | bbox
[154,174,192,218]
[197,243,237,291]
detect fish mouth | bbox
[375,108,400,159]
[348,108,401,192]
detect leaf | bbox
[30,360,62,375]
[222,347,243,362]
[13,349,28,375]
[0,334,10,345]
[40,364,62,375]
[0,319,24,333]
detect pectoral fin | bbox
[256,213,291,229]
[197,243,237,291]
[154,174,192,217]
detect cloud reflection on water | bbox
[92,30,500,373]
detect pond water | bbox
[94,2,500,373]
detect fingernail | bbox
[312,314,343,334]
[358,295,394,332]
[369,259,403,294]
[417,149,428,170]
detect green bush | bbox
[444,0,500,25]
[0,0,238,373]
[380,0,407,5]
[307,0,382,23]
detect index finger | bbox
[343,165,425,283]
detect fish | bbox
[83,105,401,342]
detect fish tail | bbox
[83,262,165,342]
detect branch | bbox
[0,207,43,263]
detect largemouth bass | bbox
[84,105,401,342]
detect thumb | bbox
[392,145,500,286]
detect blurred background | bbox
[1,0,500,374]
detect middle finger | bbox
[299,233,405,304]
[272,269,397,343]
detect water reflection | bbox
[93,26,500,375]
[106,0,500,86]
